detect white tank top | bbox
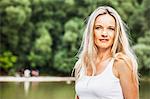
[75,58,124,99]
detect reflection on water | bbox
[0,82,75,99]
[24,81,30,95]
[140,81,150,99]
[0,81,149,99]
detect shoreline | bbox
[140,76,150,82]
[0,76,149,82]
[0,76,75,82]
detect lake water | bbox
[0,81,149,99]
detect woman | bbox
[73,6,139,99]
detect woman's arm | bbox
[114,54,139,99]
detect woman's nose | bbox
[101,31,108,37]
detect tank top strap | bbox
[79,66,85,78]
[110,57,115,68]
[106,58,120,80]
[106,58,115,72]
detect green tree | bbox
[54,17,83,74]
[28,26,52,68]
[0,51,17,74]
[0,0,150,75]
[133,31,150,75]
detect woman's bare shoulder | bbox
[113,52,133,78]
[113,53,139,98]
[114,52,130,60]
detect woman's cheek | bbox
[94,30,101,38]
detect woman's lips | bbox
[99,39,109,42]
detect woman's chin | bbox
[97,45,111,50]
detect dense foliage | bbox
[0,0,149,76]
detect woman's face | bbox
[94,14,116,50]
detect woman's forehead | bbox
[94,14,116,27]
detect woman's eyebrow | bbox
[105,24,115,28]
[95,24,102,26]
[95,25,115,28]
[108,26,115,28]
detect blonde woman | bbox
[73,6,139,99]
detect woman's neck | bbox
[97,48,112,62]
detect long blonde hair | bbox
[73,6,138,84]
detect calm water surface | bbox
[0,81,149,99]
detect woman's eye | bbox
[95,27,99,29]
[95,26,102,29]
[109,28,115,31]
